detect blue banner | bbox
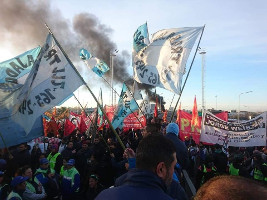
[0,116,43,148]
[133,23,149,53]
[79,48,109,77]
[112,83,138,129]
[0,46,41,84]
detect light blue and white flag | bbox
[112,83,139,129]
[133,23,150,54]
[0,46,41,84]
[133,27,203,94]
[0,33,84,137]
[79,48,109,77]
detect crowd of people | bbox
[0,118,267,200]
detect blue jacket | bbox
[165,133,189,169]
[96,169,173,200]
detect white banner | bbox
[133,27,203,94]
[200,111,266,147]
[11,34,83,133]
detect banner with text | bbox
[200,111,266,147]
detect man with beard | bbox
[96,134,177,200]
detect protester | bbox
[165,123,189,169]
[61,141,76,159]
[21,165,46,200]
[82,174,104,200]
[47,144,63,174]
[96,134,177,200]
[35,158,60,199]
[7,176,28,200]
[61,159,80,200]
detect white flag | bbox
[139,95,150,116]
[132,81,142,100]
[11,34,83,133]
[133,27,203,94]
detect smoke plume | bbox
[0,0,164,106]
[0,0,130,84]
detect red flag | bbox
[64,118,76,136]
[154,97,158,118]
[163,110,167,122]
[176,103,181,125]
[43,118,49,137]
[48,117,59,136]
[79,117,88,133]
[191,96,200,127]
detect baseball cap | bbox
[11,176,28,187]
[67,159,75,166]
[40,158,49,165]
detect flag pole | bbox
[45,23,125,150]
[124,83,145,128]
[170,25,206,122]
[73,94,111,152]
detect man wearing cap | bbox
[165,123,189,170]
[47,144,63,174]
[35,158,60,199]
[7,176,28,200]
[62,159,80,200]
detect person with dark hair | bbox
[61,141,76,159]
[194,175,267,200]
[196,155,217,189]
[141,123,161,138]
[82,174,104,200]
[21,165,46,200]
[96,134,177,200]
[13,143,31,169]
[213,143,228,174]
[165,123,189,169]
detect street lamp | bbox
[110,49,119,106]
[238,91,253,122]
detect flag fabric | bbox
[133,23,150,54]
[139,95,151,116]
[0,46,41,84]
[0,116,43,148]
[47,117,59,136]
[80,48,109,77]
[154,97,158,118]
[191,96,200,127]
[133,27,203,94]
[0,33,83,136]
[64,118,76,136]
[132,81,142,100]
[79,117,87,133]
[163,110,167,122]
[112,83,139,129]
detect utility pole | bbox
[110,49,118,106]
[199,48,206,113]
